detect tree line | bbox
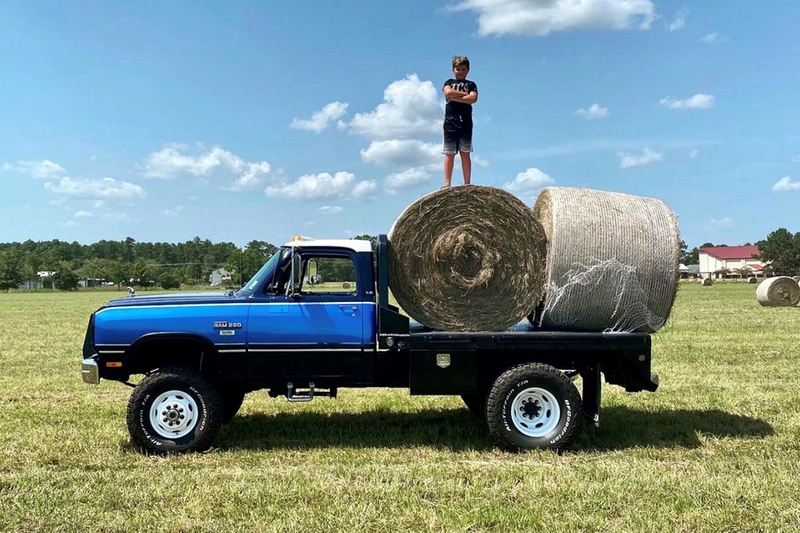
[0,234,378,292]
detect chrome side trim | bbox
[248,348,361,353]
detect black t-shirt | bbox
[443,78,478,120]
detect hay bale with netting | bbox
[747,277,758,284]
[757,276,800,307]
[532,187,680,333]
[793,276,800,284]
[700,278,713,286]
[388,186,547,331]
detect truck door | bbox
[247,249,368,381]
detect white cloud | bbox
[2,159,67,179]
[449,0,656,37]
[659,94,715,109]
[74,211,94,218]
[706,217,734,229]
[668,9,687,31]
[290,101,349,133]
[575,103,609,120]
[347,75,442,139]
[689,149,699,158]
[618,148,663,168]
[361,139,441,167]
[502,168,555,197]
[44,177,147,201]
[316,205,343,215]
[162,205,185,216]
[700,31,719,43]
[142,145,271,191]
[772,176,800,192]
[64,220,79,228]
[384,168,432,190]
[266,171,377,201]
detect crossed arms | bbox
[443,86,478,104]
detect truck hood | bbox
[101,291,243,309]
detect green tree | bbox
[159,271,181,290]
[131,259,159,287]
[757,228,800,276]
[53,262,79,290]
[0,249,26,291]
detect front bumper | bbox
[81,358,100,384]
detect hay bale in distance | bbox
[388,186,547,331]
[747,277,758,284]
[700,277,714,286]
[793,276,800,284]
[533,187,681,333]
[757,276,800,307]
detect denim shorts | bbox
[442,116,473,154]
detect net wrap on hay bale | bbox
[700,277,714,286]
[533,187,680,333]
[756,277,800,307]
[388,186,547,331]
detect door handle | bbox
[339,305,358,312]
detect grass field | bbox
[1,283,799,532]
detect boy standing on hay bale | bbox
[442,56,478,187]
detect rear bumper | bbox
[81,358,100,384]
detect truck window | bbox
[302,255,357,295]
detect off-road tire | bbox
[485,363,582,452]
[220,386,246,424]
[126,366,222,454]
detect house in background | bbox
[209,268,232,287]
[679,264,700,279]
[699,245,764,279]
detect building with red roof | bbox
[699,245,764,279]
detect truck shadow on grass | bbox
[215,406,773,452]
[576,406,773,451]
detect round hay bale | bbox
[342,282,351,289]
[700,277,714,286]
[533,187,680,333]
[747,276,758,284]
[756,276,800,307]
[388,186,547,331]
[793,276,800,284]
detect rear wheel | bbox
[126,366,222,454]
[485,363,581,451]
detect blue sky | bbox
[2,0,799,249]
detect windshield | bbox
[238,250,282,296]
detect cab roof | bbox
[282,238,372,253]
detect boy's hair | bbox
[452,56,470,70]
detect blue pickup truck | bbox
[81,235,658,454]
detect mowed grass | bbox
[1,283,799,532]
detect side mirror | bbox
[287,248,302,297]
[308,259,318,285]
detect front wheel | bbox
[126,366,222,454]
[485,363,582,452]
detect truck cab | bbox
[82,235,658,454]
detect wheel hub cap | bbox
[510,387,560,438]
[150,391,198,439]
